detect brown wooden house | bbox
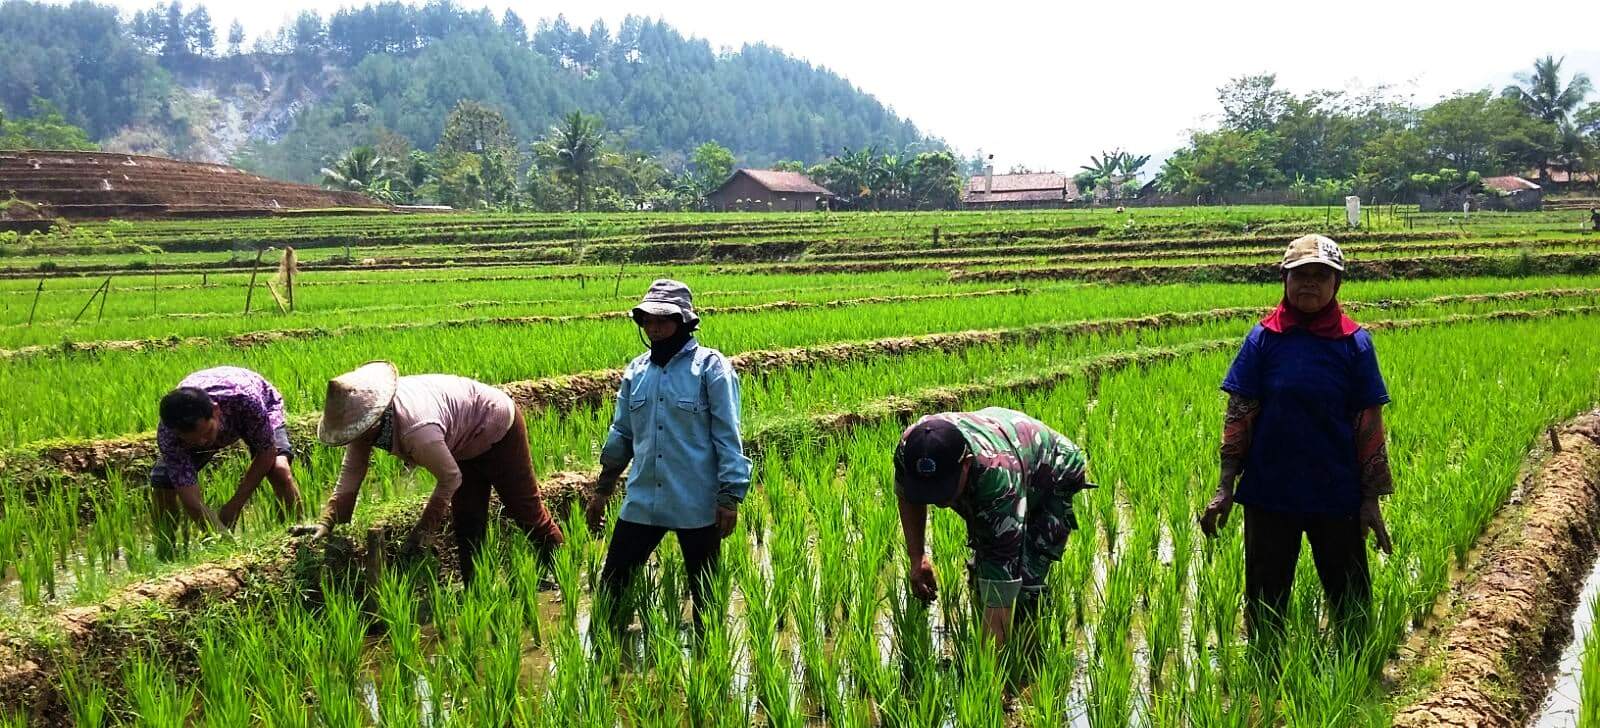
[706,169,835,211]
[962,172,1080,209]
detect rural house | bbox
[962,172,1080,209]
[1422,175,1543,212]
[706,169,835,211]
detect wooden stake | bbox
[266,280,289,314]
[244,248,264,315]
[152,268,158,315]
[26,277,43,327]
[1550,426,1563,454]
[97,278,110,322]
[71,277,109,324]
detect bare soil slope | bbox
[0,150,385,219]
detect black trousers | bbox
[1243,505,1371,640]
[599,519,722,629]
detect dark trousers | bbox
[451,409,564,583]
[599,518,722,629]
[1243,505,1370,641]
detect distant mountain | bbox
[0,0,937,182]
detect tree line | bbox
[319,101,963,212]
[1153,57,1599,203]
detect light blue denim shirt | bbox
[600,338,753,529]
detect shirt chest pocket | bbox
[671,395,708,419]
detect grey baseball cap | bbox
[631,279,699,326]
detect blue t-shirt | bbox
[1221,323,1390,515]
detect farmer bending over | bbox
[152,366,301,559]
[1199,235,1394,646]
[585,279,752,631]
[294,362,564,583]
[895,407,1091,647]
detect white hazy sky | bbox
[106,0,1600,173]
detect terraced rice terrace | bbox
[3,206,1600,726]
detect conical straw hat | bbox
[318,361,399,445]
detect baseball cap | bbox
[894,417,970,505]
[1282,234,1345,272]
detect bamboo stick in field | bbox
[26,276,43,327]
[243,248,264,314]
[71,277,110,324]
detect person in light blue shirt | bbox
[586,279,752,630]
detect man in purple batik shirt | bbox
[151,366,300,558]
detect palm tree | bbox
[819,147,876,208]
[1118,152,1152,179]
[1503,55,1593,125]
[1079,150,1125,181]
[1504,56,1594,185]
[869,153,910,209]
[321,146,406,202]
[533,111,607,211]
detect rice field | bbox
[3,206,1600,727]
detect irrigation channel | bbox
[5,207,1600,726]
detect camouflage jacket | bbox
[934,407,1089,607]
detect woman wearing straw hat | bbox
[293,361,564,582]
[1198,234,1395,646]
[584,279,752,630]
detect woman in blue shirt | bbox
[1198,235,1396,643]
[585,279,753,631]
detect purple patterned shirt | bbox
[154,367,287,487]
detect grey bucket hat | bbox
[631,279,699,327]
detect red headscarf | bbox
[1260,298,1360,338]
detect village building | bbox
[1422,175,1543,212]
[961,172,1081,210]
[706,169,835,211]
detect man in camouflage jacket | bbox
[894,407,1091,645]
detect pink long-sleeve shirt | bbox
[323,374,515,530]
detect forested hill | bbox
[0,0,934,182]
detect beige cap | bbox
[318,361,399,445]
[1282,234,1346,272]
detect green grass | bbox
[6,206,1600,725]
[23,313,1600,725]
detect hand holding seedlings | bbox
[585,473,618,535]
[398,529,428,560]
[1198,485,1234,537]
[1360,497,1393,554]
[908,554,939,602]
[218,499,245,531]
[287,523,329,541]
[715,505,738,539]
[584,493,609,535]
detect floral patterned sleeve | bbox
[155,425,200,488]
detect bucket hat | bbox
[631,279,700,327]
